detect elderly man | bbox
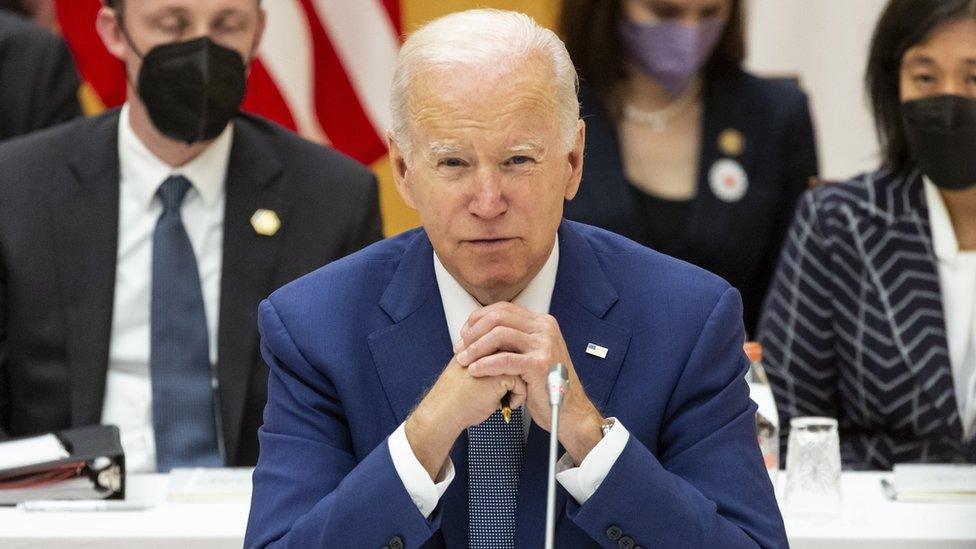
[245,9,786,549]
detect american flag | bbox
[54,0,402,166]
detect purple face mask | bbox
[618,18,726,96]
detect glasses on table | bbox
[784,416,842,514]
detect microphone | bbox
[545,363,569,549]
[547,362,569,407]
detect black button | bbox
[618,536,635,549]
[389,536,404,549]
[380,546,389,549]
[634,546,643,549]
[606,525,623,541]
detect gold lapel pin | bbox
[250,209,281,237]
[718,128,745,157]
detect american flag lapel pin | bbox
[586,343,608,359]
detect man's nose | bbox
[177,22,218,45]
[468,169,507,219]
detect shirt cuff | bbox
[555,417,629,505]
[388,422,456,519]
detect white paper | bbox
[0,434,70,471]
[894,463,976,495]
[167,467,253,502]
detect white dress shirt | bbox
[925,178,976,441]
[99,105,233,472]
[387,239,630,518]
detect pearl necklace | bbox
[622,78,702,132]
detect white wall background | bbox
[745,0,890,180]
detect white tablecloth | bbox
[0,471,973,548]
[780,472,976,549]
[0,475,247,548]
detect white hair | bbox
[390,9,580,159]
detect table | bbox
[780,472,976,549]
[0,475,248,548]
[0,472,973,547]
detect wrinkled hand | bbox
[405,356,526,479]
[455,302,604,464]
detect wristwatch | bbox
[600,418,615,438]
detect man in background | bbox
[0,0,56,31]
[0,0,382,472]
[0,3,82,140]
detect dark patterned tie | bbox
[150,175,221,472]
[468,407,525,549]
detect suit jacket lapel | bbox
[215,117,285,464]
[365,231,470,546]
[516,222,632,547]
[53,112,121,426]
[368,232,453,422]
[873,172,963,441]
[687,73,755,255]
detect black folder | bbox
[0,425,125,505]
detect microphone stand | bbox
[545,363,569,549]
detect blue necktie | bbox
[468,407,524,549]
[150,175,221,472]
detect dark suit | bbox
[0,109,383,466]
[759,168,976,470]
[564,69,819,335]
[0,11,82,141]
[245,221,787,548]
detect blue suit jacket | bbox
[245,221,787,548]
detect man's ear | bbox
[95,6,128,61]
[563,119,586,201]
[388,131,417,210]
[251,7,268,60]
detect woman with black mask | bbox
[560,0,819,336]
[759,0,976,470]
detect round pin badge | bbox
[708,159,749,202]
[250,209,281,236]
[718,128,745,157]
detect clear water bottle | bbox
[744,342,779,474]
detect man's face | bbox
[99,0,264,81]
[390,56,585,305]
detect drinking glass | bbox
[784,416,841,514]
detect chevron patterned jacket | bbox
[758,168,976,470]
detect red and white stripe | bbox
[56,0,402,165]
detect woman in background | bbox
[760,0,976,469]
[561,0,818,335]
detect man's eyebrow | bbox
[426,142,464,155]
[506,141,545,153]
[147,6,189,19]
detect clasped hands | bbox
[405,302,604,480]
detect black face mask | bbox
[902,95,976,190]
[124,30,248,144]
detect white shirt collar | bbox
[433,239,560,345]
[923,176,961,263]
[118,103,233,209]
